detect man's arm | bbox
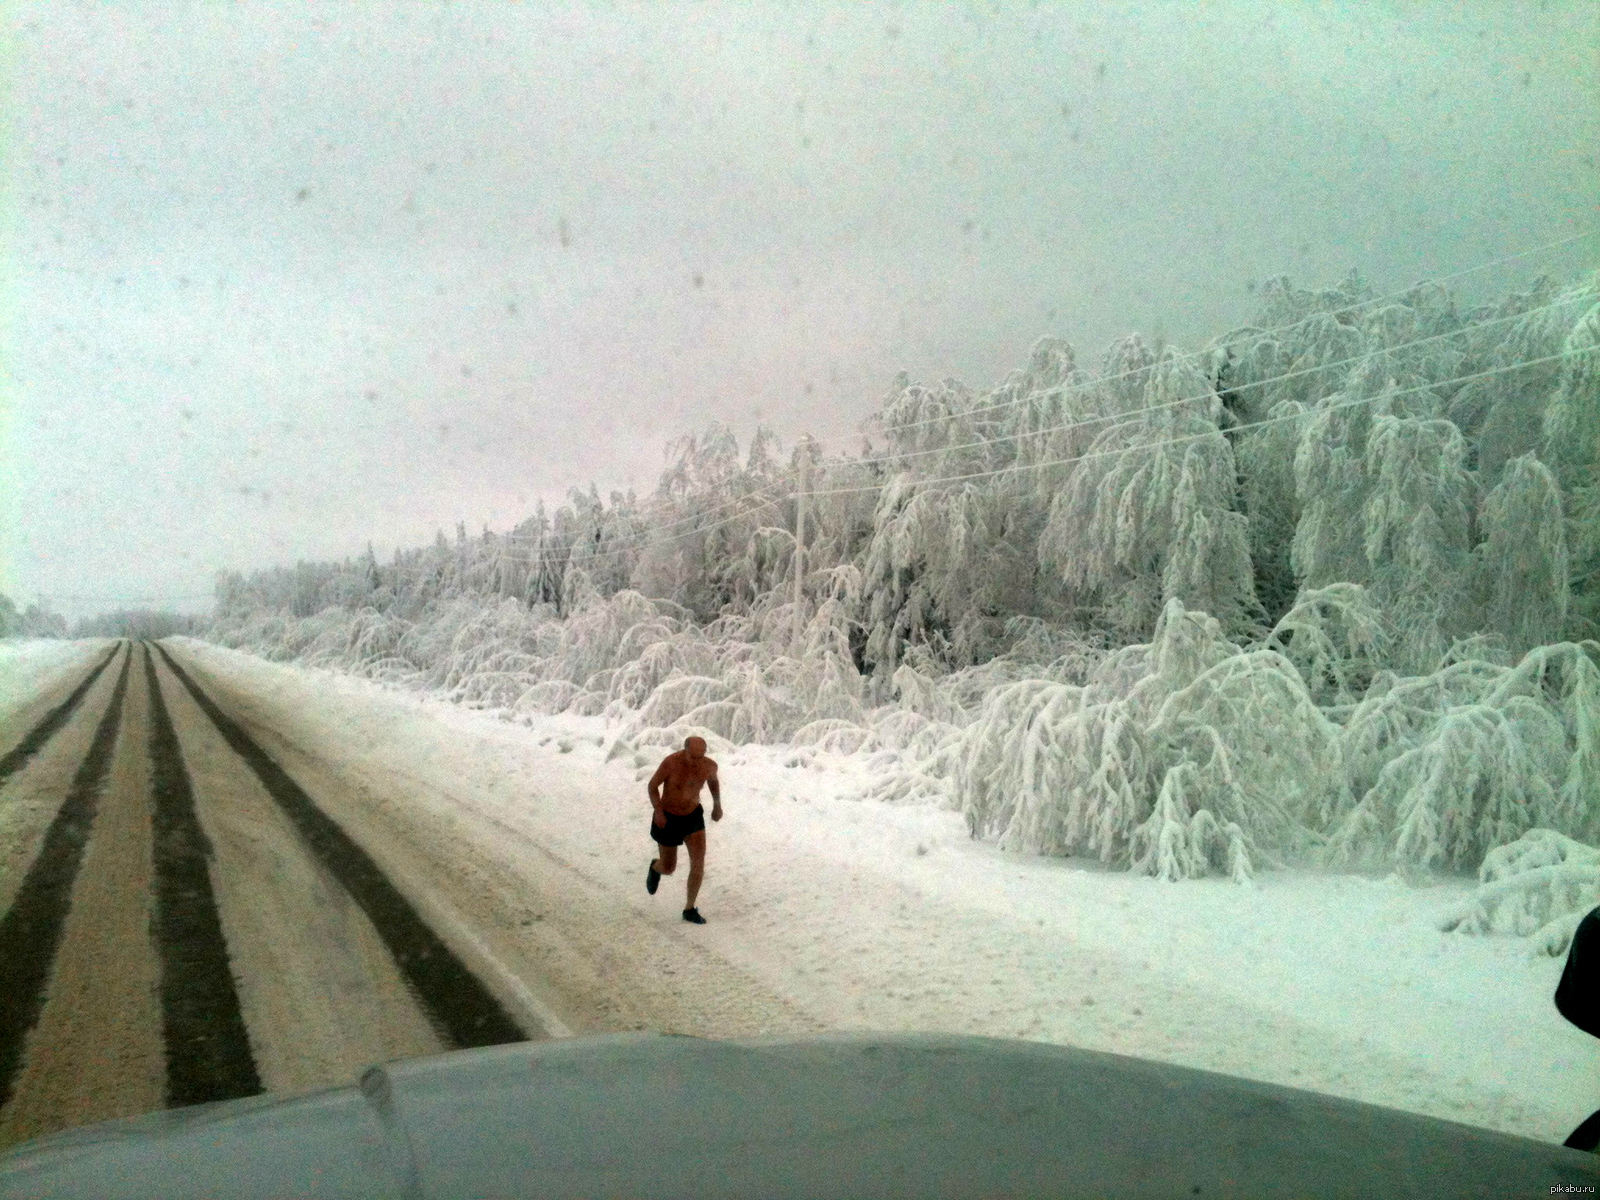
[648,759,670,824]
[708,762,722,819]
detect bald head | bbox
[684,736,707,760]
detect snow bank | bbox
[0,640,106,729]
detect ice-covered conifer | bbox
[1290,378,1387,592]
[630,424,782,619]
[1162,441,1258,636]
[1293,395,1476,676]
[1232,398,1305,624]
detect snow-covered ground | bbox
[0,640,103,729]
[17,638,1597,1143]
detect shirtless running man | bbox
[645,736,722,924]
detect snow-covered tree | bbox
[1544,295,1600,638]
[1473,453,1568,659]
[1360,414,1476,674]
[958,598,1336,882]
[857,354,1069,676]
[1441,829,1600,956]
[0,594,68,638]
[201,263,1600,894]
[1331,639,1600,870]
[1039,344,1256,639]
[631,424,785,620]
[1260,582,1389,709]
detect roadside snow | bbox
[171,638,1600,1143]
[0,640,104,730]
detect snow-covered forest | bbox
[206,270,1600,943]
[0,595,66,639]
[69,609,202,640]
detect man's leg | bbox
[653,844,678,876]
[684,830,706,910]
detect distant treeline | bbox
[70,610,204,640]
[202,268,1600,885]
[0,594,67,639]
[0,595,201,641]
[215,269,1599,680]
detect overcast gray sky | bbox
[2,1,1595,622]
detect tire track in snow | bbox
[0,645,130,1110]
[147,645,447,1095]
[143,643,264,1106]
[154,644,528,1050]
[0,642,164,1149]
[0,644,120,787]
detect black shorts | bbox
[650,806,706,847]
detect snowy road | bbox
[0,637,1597,1152]
[1,642,595,1149]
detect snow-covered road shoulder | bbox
[169,638,1600,1144]
[0,641,108,732]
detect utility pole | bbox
[792,434,810,649]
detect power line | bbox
[863,291,1588,468]
[469,346,1576,568]
[328,227,1598,433]
[811,350,1577,499]
[224,344,1583,606]
[496,473,794,548]
[459,307,1590,568]
[42,592,213,604]
[878,239,1598,437]
[229,236,1599,588]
